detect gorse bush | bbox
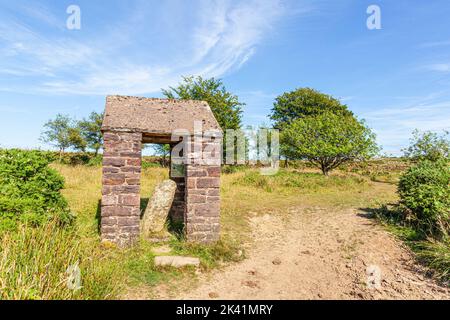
[398,159,450,239]
[0,149,72,231]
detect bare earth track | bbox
[155,207,449,300]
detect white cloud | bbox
[426,63,450,72]
[0,0,300,95]
[362,95,450,154]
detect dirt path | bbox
[158,207,449,300]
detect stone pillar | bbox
[184,138,221,243]
[101,131,142,247]
[169,176,185,222]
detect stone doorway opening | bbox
[100,95,222,247]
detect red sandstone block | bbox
[120,166,141,173]
[117,216,140,226]
[186,177,196,188]
[120,152,141,158]
[103,174,126,185]
[188,189,206,195]
[125,178,140,185]
[102,151,120,157]
[103,132,120,141]
[193,202,220,216]
[207,189,220,196]
[119,194,140,206]
[101,216,117,226]
[126,158,141,166]
[207,196,220,203]
[206,166,221,177]
[187,169,207,177]
[188,194,206,204]
[103,158,126,167]
[102,206,136,217]
[196,177,220,188]
[102,195,118,206]
[103,167,120,174]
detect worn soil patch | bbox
[152,207,449,300]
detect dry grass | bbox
[2,164,400,299]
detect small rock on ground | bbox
[154,256,200,268]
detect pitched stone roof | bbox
[102,95,222,138]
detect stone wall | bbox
[101,131,142,247]
[184,138,221,243]
[169,176,185,222]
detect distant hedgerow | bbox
[0,149,73,231]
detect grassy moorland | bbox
[1,159,447,299]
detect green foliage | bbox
[41,112,104,159]
[151,144,170,167]
[404,129,450,162]
[40,114,74,156]
[163,76,243,131]
[270,87,353,129]
[78,112,104,155]
[68,127,87,152]
[58,152,102,166]
[0,149,72,231]
[280,112,379,175]
[398,159,450,239]
[233,169,366,193]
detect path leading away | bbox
[162,207,449,300]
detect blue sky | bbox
[0,0,449,155]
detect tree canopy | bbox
[78,112,104,155]
[270,87,353,129]
[281,112,379,175]
[163,76,243,131]
[403,129,450,162]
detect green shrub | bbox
[0,149,72,231]
[398,159,450,238]
[58,152,102,166]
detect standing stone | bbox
[141,179,177,237]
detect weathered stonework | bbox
[100,95,222,247]
[101,131,142,247]
[184,139,221,243]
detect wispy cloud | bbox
[362,93,450,154]
[0,0,303,95]
[426,63,450,73]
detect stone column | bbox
[101,131,142,247]
[168,145,186,223]
[184,138,221,243]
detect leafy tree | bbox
[270,87,353,129]
[40,114,74,160]
[152,144,171,167]
[403,129,450,162]
[163,76,243,131]
[68,127,87,152]
[78,112,104,155]
[280,112,379,175]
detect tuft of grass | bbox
[374,205,450,285]
[0,220,119,300]
[0,163,402,299]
